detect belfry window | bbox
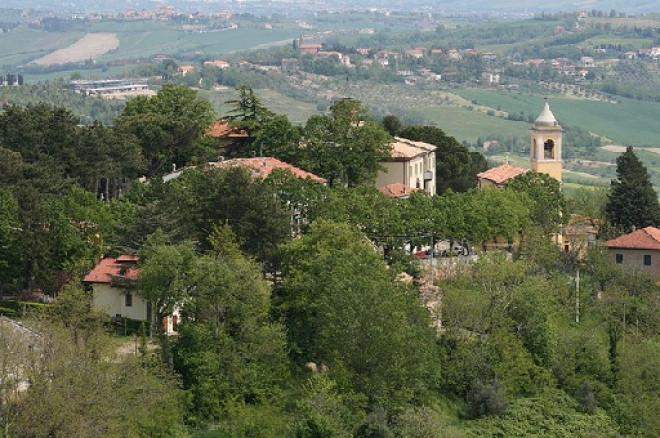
[543,139,555,159]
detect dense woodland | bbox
[2,83,660,437]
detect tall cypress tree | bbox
[606,146,660,233]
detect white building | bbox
[83,255,178,334]
[376,137,436,195]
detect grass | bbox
[0,22,300,70]
[201,87,321,125]
[107,27,301,60]
[578,35,653,50]
[403,105,531,143]
[453,88,660,147]
[0,28,85,66]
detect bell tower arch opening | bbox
[530,101,563,182]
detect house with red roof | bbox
[477,163,529,188]
[378,183,419,199]
[376,137,436,196]
[606,227,660,275]
[83,255,178,334]
[209,157,327,184]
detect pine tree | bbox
[606,146,660,233]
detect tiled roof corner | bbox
[606,227,660,251]
[211,157,327,184]
[477,163,529,185]
[378,183,418,198]
[83,256,139,284]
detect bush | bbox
[0,306,18,317]
[465,381,508,419]
[575,381,598,413]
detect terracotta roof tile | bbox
[477,163,529,185]
[206,120,250,138]
[210,157,327,184]
[83,256,139,284]
[606,227,660,251]
[378,183,418,198]
[388,137,436,160]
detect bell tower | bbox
[530,101,563,182]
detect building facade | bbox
[530,102,563,183]
[83,255,178,334]
[606,227,660,276]
[376,137,436,195]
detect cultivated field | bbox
[454,89,660,147]
[31,33,119,66]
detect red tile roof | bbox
[388,137,436,160]
[606,227,660,251]
[206,120,250,138]
[83,256,139,284]
[378,183,419,198]
[210,157,327,184]
[477,163,529,186]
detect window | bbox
[125,292,133,307]
[543,139,555,159]
[615,253,623,264]
[644,255,652,266]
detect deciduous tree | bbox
[118,83,215,176]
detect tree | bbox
[171,235,289,425]
[0,103,79,173]
[302,99,392,187]
[225,84,275,126]
[12,286,184,437]
[381,114,401,136]
[118,83,216,176]
[222,85,276,157]
[277,220,439,411]
[605,146,660,233]
[251,114,303,163]
[505,171,566,234]
[137,231,196,340]
[0,189,20,291]
[179,166,292,265]
[74,122,144,201]
[397,125,487,193]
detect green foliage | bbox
[278,220,439,411]
[300,99,392,187]
[138,233,196,336]
[294,373,366,438]
[465,381,508,419]
[605,146,660,233]
[179,167,292,264]
[466,388,618,437]
[172,250,288,425]
[118,83,216,176]
[505,171,566,234]
[11,287,185,438]
[397,125,487,193]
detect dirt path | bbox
[32,33,119,66]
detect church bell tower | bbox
[530,101,563,183]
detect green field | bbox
[0,27,85,66]
[201,87,321,125]
[454,89,660,147]
[0,20,301,70]
[403,105,531,143]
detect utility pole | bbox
[575,268,580,323]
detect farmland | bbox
[33,33,119,66]
[453,89,660,147]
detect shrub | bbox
[465,381,508,419]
